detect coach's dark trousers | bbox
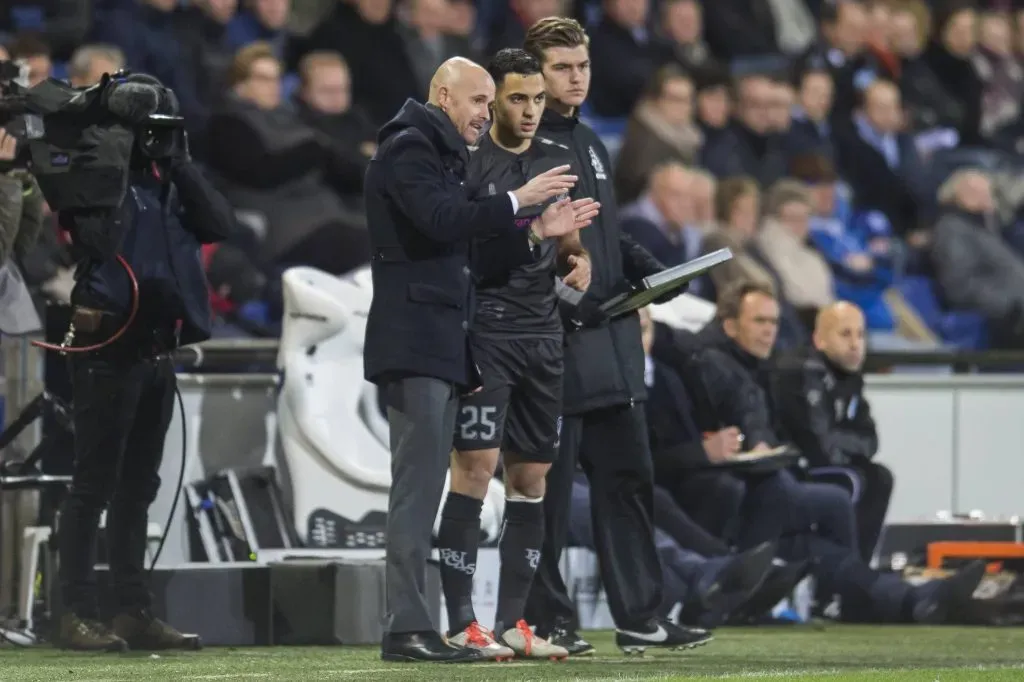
[525,402,662,631]
[383,376,458,634]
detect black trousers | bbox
[524,403,662,631]
[852,461,894,562]
[58,346,175,618]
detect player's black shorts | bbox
[454,335,563,462]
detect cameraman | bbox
[0,129,43,264]
[54,76,235,652]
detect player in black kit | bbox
[437,48,596,661]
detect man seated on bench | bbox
[775,301,893,562]
[647,284,986,624]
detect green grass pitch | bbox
[2,626,1023,681]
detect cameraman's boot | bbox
[111,609,202,651]
[56,613,128,652]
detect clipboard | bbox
[707,445,800,473]
[600,248,733,318]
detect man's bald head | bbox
[814,301,867,372]
[649,163,694,228]
[429,57,495,145]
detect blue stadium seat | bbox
[238,300,271,327]
[897,276,989,349]
[51,61,68,81]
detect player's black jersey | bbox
[468,133,575,338]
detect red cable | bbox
[31,254,140,354]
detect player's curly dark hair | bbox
[487,48,541,88]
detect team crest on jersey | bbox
[487,182,496,196]
[588,146,607,180]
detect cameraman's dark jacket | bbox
[646,357,712,479]
[69,162,234,346]
[539,109,665,414]
[775,350,878,468]
[652,320,781,446]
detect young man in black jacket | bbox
[521,17,707,655]
[776,301,893,562]
[440,48,595,661]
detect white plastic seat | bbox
[277,266,505,546]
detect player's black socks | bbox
[494,496,545,634]
[437,492,483,635]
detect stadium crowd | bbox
[0,0,1006,640]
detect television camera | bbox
[0,60,186,212]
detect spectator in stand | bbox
[226,0,290,58]
[776,301,893,562]
[620,163,701,269]
[689,169,717,234]
[863,0,901,82]
[693,65,732,146]
[786,68,836,161]
[174,0,239,151]
[791,154,899,336]
[701,177,773,298]
[293,51,377,208]
[766,79,794,135]
[657,0,716,73]
[588,0,661,117]
[932,170,1024,349]
[92,0,204,131]
[487,0,566,57]
[304,0,418,125]
[701,0,779,61]
[206,42,370,278]
[446,0,480,54]
[6,32,52,87]
[801,0,872,121]
[973,11,1024,142]
[834,79,929,236]
[755,179,835,326]
[67,44,124,88]
[890,0,963,149]
[922,0,983,147]
[615,65,703,204]
[702,73,788,188]
[398,0,479,98]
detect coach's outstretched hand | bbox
[513,165,578,208]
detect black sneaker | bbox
[544,624,596,657]
[912,560,987,625]
[56,613,128,652]
[111,609,202,651]
[727,559,810,625]
[615,618,713,655]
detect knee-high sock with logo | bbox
[495,496,545,634]
[437,492,483,634]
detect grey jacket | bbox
[931,209,1024,319]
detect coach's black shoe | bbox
[381,631,488,663]
[111,609,202,651]
[56,613,128,652]
[616,618,713,655]
[542,622,596,657]
[912,560,987,625]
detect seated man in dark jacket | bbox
[652,280,985,624]
[776,301,893,562]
